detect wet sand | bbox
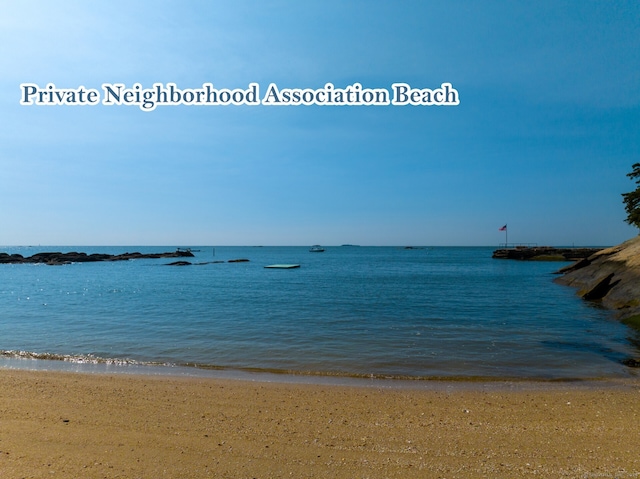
[1,369,639,478]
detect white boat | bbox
[309,245,325,252]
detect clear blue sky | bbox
[1,0,638,246]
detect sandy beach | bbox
[0,370,638,478]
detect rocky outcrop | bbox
[0,250,194,265]
[554,236,640,325]
[165,260,243,266]
[492,247,602,261]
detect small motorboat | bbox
[309,245,325,252]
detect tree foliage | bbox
[622,163,640,229]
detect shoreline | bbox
[2,353,638,387]
[1,368,640,478]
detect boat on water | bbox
[309,245,325,252]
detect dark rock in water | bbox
[0,249,194,265]
[228,259,250,263]
[0,253,24,263]
[621,358,640,368]
[166,261,192,266]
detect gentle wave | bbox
[2,349,635,383]
[0,350,158,366]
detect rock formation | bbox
[554,236,640,327]
[0,250,194,266]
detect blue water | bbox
[1,245,638,379]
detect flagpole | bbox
[499,224,508,247]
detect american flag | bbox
[498,225,507,231]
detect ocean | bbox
[0,245,638,381]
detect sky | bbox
[0,0,638,246]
